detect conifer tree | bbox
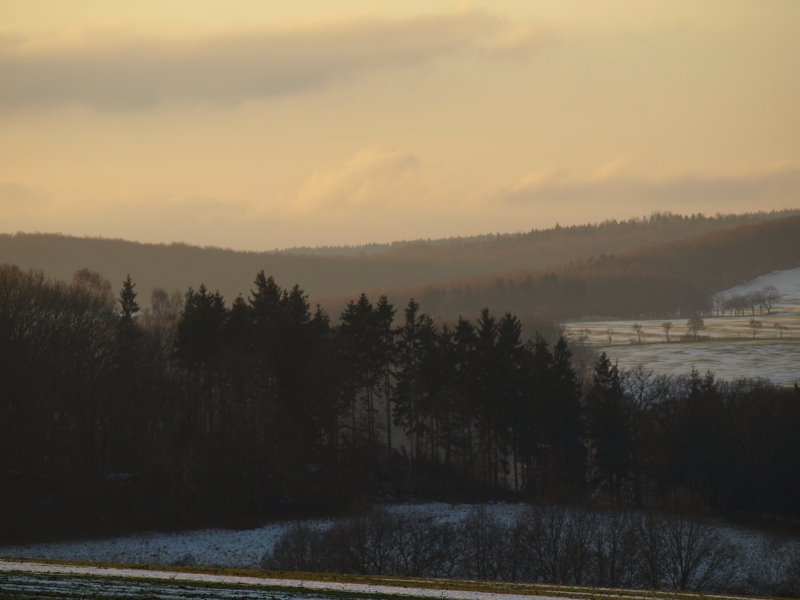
[339,293,379,446]
[374,296,397,450]
[119,274,140,323]
[394,299,434,461]
[115,274,143,382]
[586,353,630,502]
[550,337,584,488]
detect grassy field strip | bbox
[0,560,773,600]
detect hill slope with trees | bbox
[341,214,800,322]
[1,211,795,311]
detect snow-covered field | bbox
[585,339,798,386]
[0,504,523,569]
[564,267,800,385]
[0,503,794,577]
[2,557,772,600]
[0,558,574,600]
[721,267,800,305]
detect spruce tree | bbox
[586,353,630,503]
[119,274,139,322]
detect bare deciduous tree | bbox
[687,315,705,340]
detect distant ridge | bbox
[275,209,799,257]
[1,210,797,313]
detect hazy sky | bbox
[2,1,799,250]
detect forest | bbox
[1,262,799,546]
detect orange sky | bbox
[1,1,798,249]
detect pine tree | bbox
[550,337,585,489]
[453,316,478,473]
[586,353,630,503]
[394,299,434,461]
[339,293,379,446]
[494,312,525,488]
[115,274,143,374]
[119,274,140,323]
[474,308,499,483]
[113,274,145,473]
[374,296,397,451]
[175,284,226,369]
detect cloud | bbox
[501,164,800,215]
[0,10,543,111]
[291,147,422,215]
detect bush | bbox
[634,512,739,591]
[262,522,328,572]
[456,506,513,580]
[516,506,596,585]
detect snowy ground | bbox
[719,267,800,305]
[2,558,764,600]
[586,339,799,386]
[563,267,800,385]
[0,504,524,569]
[0,559,576,600]
[0,502,793,577]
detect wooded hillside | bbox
[1,211,794,314]
[340,215,800,322]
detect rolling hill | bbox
[1,211,795,316]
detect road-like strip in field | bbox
[0,559,765,600]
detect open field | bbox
[564,267,800,385]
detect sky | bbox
[1,1,799,250]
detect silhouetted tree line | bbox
[1,263,799,544]
[714,285,780,317]
[278,210,799,257]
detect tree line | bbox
[1,263,799,543]
[714,285,780,317]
